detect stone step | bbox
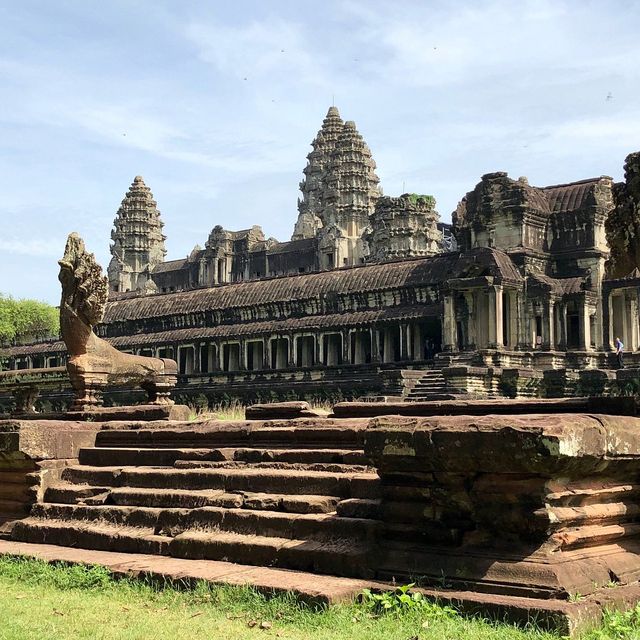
[169,530,372,578]
[44,484,112,504]
[60,466,381,499]
[336,498,381,519]
[172,460,372,474]
[80,447,368,468]
[0,517,21,540]
[23,504,380,545]
[412,382,447,388]
[11,516,374,578]
[45,484,341,514]
[78,448,233,467]
[95,423,367,450]
[233,448,369,465]
[405,394,458,402]
[10,518,170,555]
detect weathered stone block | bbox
[365,413,640,598]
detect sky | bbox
[1,0,639,304]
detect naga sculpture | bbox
[59,233,177,410]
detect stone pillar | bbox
[623,294,632,353]
[288,336,295,368]
[463,292,476,349]
[239,341,247,370]
[580,299,591,351]
[212,259,219,285]
[496,285,504,348]
[507,290,518,350]
[193,343,202,374]
[265,337,273,369]
[371,328,381,363]
[399,323,408,360]
[487,285,503,348]
[548,301,555,350]
[443,295,457,351]
[342,330,350,364]
[556,303,567,350]
[628,293,640,352]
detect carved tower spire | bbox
[292,106,344,240]
[108,175,166,294]
[318,120,381,267]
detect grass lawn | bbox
[0,556,634,640]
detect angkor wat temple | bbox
[4,107,640,404]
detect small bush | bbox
[360,584,458,619]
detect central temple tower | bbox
[107,176,166,294]
[293,107,381,267]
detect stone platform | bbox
[0,539,637,635]
[3,404,640,634]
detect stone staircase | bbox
[10,420,382,578]
[405,369,452,401]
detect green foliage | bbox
[0,293,59,346]
[406,193,436,208]
[361,584,458,619]
[0,556,563,640]
[587,603,640,639]
[609,378,640,397]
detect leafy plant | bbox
[360,584,458,619]
[0,293,60,346]
[588,604,640,639]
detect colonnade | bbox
[138,321,442,375]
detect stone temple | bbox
[3,107,640,405]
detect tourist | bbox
[615,337,624,369]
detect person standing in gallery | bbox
[615,337,624,369]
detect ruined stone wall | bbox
[606,152,640,279]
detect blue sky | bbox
[1,0,639,303]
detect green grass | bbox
[188,400,336,422]
[0,556,571,640]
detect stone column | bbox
[580,299,591,351]
[442,295,457,351]
[194,342,202,374]
[508,290,518,350]
[399,323,408,360]
[342,330,350,364]
[623,294,632,352]
[607,292,614,350]
[287,336,295,368]
[548,301,555,350]
[212,259,219,285]
[239,341,247,370]
[371,328,381,363]
[265,338,273,369]
[463,291,476,349]
[487,285,503,348]
[629,293,639,352]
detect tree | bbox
[0,294,60,346]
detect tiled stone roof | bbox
[3,306,438,356]
[102,248,521,324]
[3,248,520,358]
[109,305,438,347]
[528,273,585,295]
[266,238,316,254]
[152,258,188,273]
[543,178,607,214]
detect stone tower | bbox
[108,176,166,294]
[318,120,381,267]
[292,106,345,240]
[366,194,442,261]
